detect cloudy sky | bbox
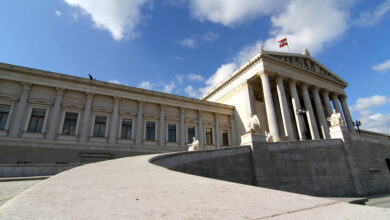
[1,0,389,133]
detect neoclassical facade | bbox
[203,49,355,142]
[0,49,359,163]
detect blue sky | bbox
[0,0,389,133]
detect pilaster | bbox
[312,87,330,139]
[9,82,32,137]
[135,101,144,145]
[109,97,121,144]
[158,104,165,146]
[301,84,320,140]
[289,80,305,140]
[79,92,94,142]
[46,88,65,140]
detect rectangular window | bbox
[168,124,176,142]
[27,108,46,133]
[145,121,155,140]
[62,112,78,135]
[187,126,195,143]
[206,128,213,145]
[93,116,107,137]
[222,130,229,146]
[0,105,10,130]
[121,119,132,139]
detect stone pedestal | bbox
[240,133,266,146]
[329,125,350,143]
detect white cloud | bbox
[372,59,390,73]
[162,82,176,93]
[138,81,153,90]
[184,85,200,98]
[351,95,390,134]
[177,37,196,49]
[109,79,123,84]
[353,95,390,110]
[202,31,219,42]
[199,63,237,95]
[64,0,151,40]
[176,75,184,84]
[55,10,62,16]
[187,74,204,82]
[354,0,390,27]
[263,0,350,54]
[186,0,286,26]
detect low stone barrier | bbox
[0,164,81,177]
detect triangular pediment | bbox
[263,51,347,86]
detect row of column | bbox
[259,72,354,141]
[7,83,237,147]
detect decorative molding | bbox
[119,110,136,116]
[0,93,18,101]
[28,98,52,105]
[143,113,159,119]
[92,106,112,113]
[62,102,84,109]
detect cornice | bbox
[0,62,234,112]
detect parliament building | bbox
[0,49,378,164]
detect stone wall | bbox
[150,146,255,185]
[151,137,390,197]
[0,164,79,177]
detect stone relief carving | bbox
[268,54,344,84]
[188,137,199,151]
[247,114,261,133]
[327,109,345,127]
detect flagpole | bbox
[286,36,290,52]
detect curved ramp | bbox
[0,154,389,219]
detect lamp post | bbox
[354,120,361,134]
[296,108,307,140]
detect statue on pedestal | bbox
[188,137,199,151]
[327,109,345,127]
[247,113,261,133]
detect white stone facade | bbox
[0,49,360,163]
[0,63,236,152]
[202,49,355,141]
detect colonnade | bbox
[6,82,235,148]
[258,72,354,141]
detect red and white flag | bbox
[278,38,288,48]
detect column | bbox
[158,104,165,146]
[312,88,330,139]
[109,97,120,144]
[46,88,65,140]
[289,81,305,140]
[9,83,32,137]
[179,108,185,148]
[331,94,343,118]
[215,113,221,149]
[322,90,333,117]
[340,96,355,132]
[276,77,295,139]
[135,101,144,145]
[197,110,204,149]
[79,93,94,142]
[301,84,320,140]
[259,72,280,141]
[229,115,237,146]
[242,81,256,116]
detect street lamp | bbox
[296,108,307,140]
[354,120,361,134]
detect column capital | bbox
[180,107,185,113]
[275,75,284,83]
[160,104,166,110]
[137,100,144,107]
[339,94,347,99]
[22,82,32,90]
[311,86,319,94]
[113,96,121,103]
[258,70,269,78]
[86,92,94,99]
[301,83,308,90]
[321,89,330,95]
[56,88,66,95]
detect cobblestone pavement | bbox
[0,180,43,206]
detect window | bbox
[206,128,213,145]
[168,124,176,142]
[187,126,195,143]
[93,116,107,137]
[62,112,78,135]
[27,108,46,132]
[222,130,229,146]
[145,121,155,140]
[0,105,10,130]
[121,119,132,139]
